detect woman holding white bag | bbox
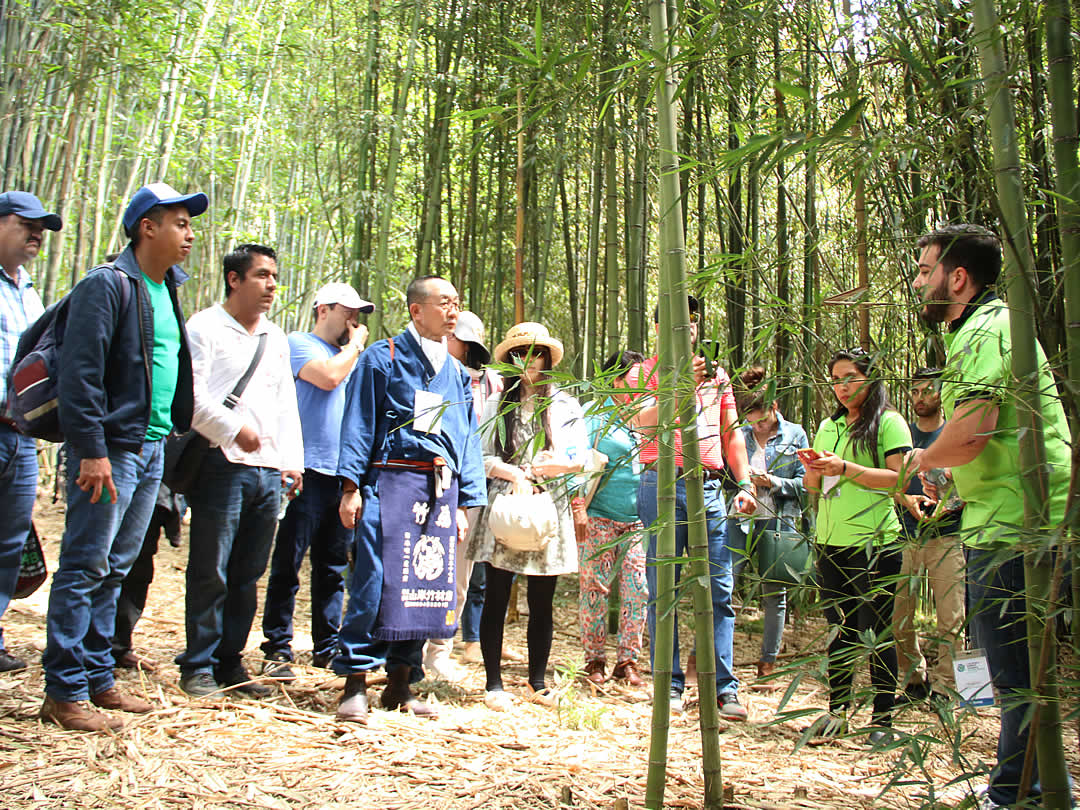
[466,322,586,711]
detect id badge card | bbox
[954,648,994,707]
[822,474,840,498]
[413,390,445,435]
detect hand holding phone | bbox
[796,447,821,463]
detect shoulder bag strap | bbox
[223,333,268,411]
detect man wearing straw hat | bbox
[333,276,486,723]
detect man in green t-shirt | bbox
[909,224,1070,810]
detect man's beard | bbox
[336,327,350,347]
[913,401,940,418]
[920,276,952,324]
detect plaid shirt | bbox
[0,266,44,416]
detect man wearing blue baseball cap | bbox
[0,191,61,676]
[41,183,206,731]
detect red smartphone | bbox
[796,448,821,462]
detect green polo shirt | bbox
[143,273,181,442]
[812,409,911,548]
[941,295,1070,546]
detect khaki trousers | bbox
[892,533,965,691]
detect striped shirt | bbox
[0,266,44,416]
[625,356,736,470]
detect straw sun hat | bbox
[492,322,564,368]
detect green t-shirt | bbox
[941,297,1071,546]
[143,274,180,442]
[812,409,912,547]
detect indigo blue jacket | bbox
[727,415,809,538]
[337,329,486,509]
[58,245,194,459]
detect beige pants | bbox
[892,533,965,691]
[423,506,479,662]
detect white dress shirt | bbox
[186,303,303,471]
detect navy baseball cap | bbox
[0,191,61,231]
[123,182,209,236]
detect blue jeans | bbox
[638,469,738,696]
[967,547,1040,806]
[176,450,279,676]
[261,470,349,661]
[461,562,486,643]
[43,439,164,700]
[728,518,787,662]
[332,482,424,682]
[0,425,37,653]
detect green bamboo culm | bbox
[644,0,723,805]
[971,1,1072,806]
[1044,0,1080,645]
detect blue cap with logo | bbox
[0,191,61,231]
[123,182,209,237]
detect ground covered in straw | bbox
[2,498,1077,809]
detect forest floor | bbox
[1,496,1077,809]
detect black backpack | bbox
[7,265,129,442]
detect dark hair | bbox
[222,244,277,297]
[652,295,700,324]
[126,204,169,246]
[406,275,445,306]
[828,348,894,462]
[601,349,644,380]
[494,370,553,464]
[735,365,772,414]
[916,224,1001,290]
[912,367,942,382]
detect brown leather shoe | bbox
[91,687,153,713]
[611,660,645,687]
[381,665,438,718]
[750,660,782,692]
[584,659,606,685]
[41,696,123,732]
[114,651,157,672]
[336,674,370,724]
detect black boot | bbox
[381,665,438,718]
[336,673,369,724]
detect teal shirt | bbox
[143,274,180,441]
[584,397,639,523]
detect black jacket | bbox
[58,245,194,459]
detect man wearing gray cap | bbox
[260,282,373,682]
[0,191,61,675]
[42,182,204,731]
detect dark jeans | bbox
[967,547,1040,806]
[480,567,557,692]
[44,439,164,700]
[461,562,486,643]
[261,470,349,661]
[0,424,36,653]
[112,503,180,658]
[176,450,279,677]
[816,543,902,726]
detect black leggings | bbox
[480,566,558,692]
[817,543,902,726]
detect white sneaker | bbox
[484,690,514,712]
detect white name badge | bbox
[822,474,840,497]
[954,648,994,707]
[413,390,445,435]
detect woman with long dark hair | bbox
[803,348,912,744]
[465,322,586,711]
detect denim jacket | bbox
[728,415,809,539]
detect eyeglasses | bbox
[424,297,460,312]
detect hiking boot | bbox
[215,664,272,698]
[91,687,153,713]
[381,665,438,718]
[336,674,369,724]
[179,672,220,698]
[261,652,296,683]
[0,650,27,673]
[751,660,781,692]
[41,696,122,732]
[611,660,645,687]
[718,692,748,721]
[584,659,606,685]
[114,651,157,672]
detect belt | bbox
[373,457,446,471]
[646,462,725,481]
